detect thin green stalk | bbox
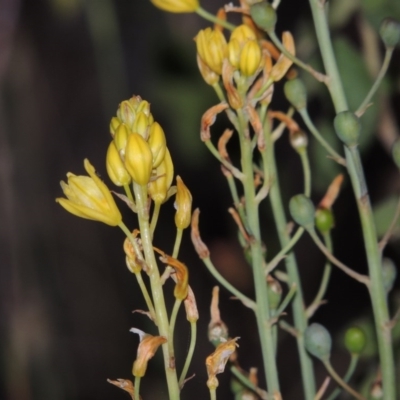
[150,201,161,236]
[307,228,369,285]
[237,110,280,395]
[133,183,180,400]
[298,109,346,166]
[275,283,297,317]
[202,257,256,309]
[299,149,311,197]
[209,387,217,400]
[178,321,197,387]
[264,124,316,400]
[212,83,226,102]
[326,354,359,400]
[306,231,333,318]
[134,376,141,400]
[230,366,268,400]
[196,7,236,31]
[168,299,182,360]
[172,228,183,259]
[308,1,395,396]
[268,31,326,83]
[323,360,365,400]
[135,271,157,322]
[265,227,305,275]
[123,183,134,202]
[356,48,393,116]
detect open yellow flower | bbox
[56,159,122,226]
[150,0,199,13]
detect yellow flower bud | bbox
[228,25,261,76]
[230,24,257,43]
[109,117,120,137]
[132,111,150,138]
[130,328,167,378]
[148,122,167,168]
[116,100,136,129]
[124,132,153,186]
[113,123,130,158]
[106,141,131,187]
[195,28,228,75]
[239,40,262,76]
[56,159,122,226]
[150,0,199,13]
[196,54,220,86]
[174,176,192,230]
[148,148,174,204]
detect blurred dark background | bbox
[0,0,400,399]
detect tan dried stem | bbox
[318,174,344,210]
[191,208,210,259]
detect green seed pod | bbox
[344,327,366,355]
[392,139,400,169]
[305,323,332,362]
[289,194,315,228]
[250,1,277,33]
[208,320,229,347]
[333,111,361,147]
[284,78,307,110]
[289,130,308,152]
[382,258,397,294]
[315,208,335,233]
[379,18,400,49]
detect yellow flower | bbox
[195,28,228,75]
[150,0,199,13]
[56,159,122,226]
[148,148,174,204]
[174,176,192,230]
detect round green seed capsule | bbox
[305,323,332,361]
[392,139,400,169]
[315,208,335,233]
[333,111,361,147]
[344,327,366,355]
[250,1,277,33]
[267,276,282,310]
[379,18,400,49]
[289,194,315,228]
[284,78,307,110]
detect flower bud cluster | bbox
[107,96,171,198]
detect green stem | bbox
[178,321,197,387]
[230,366,268,400]
[133,183,180,400]
[323,360,365,400]
[134,376,141,400]
[209,387,217,400]
[298,108,346,166]
[265,227,305,275]
[196,7,236,31]
[356,48,393,116]
[306,231,333,318]
[212,82,226,102]
[275,283,297,317]
[268,31,326,82]
[150,201,161,236]
[168,299,182,360]
[307,0,396,394]
[237,110,280,395]
[172,228,183,259]
[326,354,359,400]
[135,271,157,322]
[307,228,369,285]
[123,183,134,203]
[299,148,311,197]
[264,123,316,400]
[202,257,256,309]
